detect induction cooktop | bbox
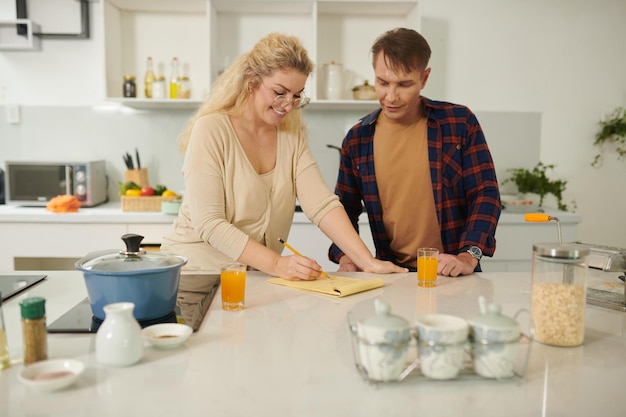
[47,274,220,333]
[0,274,47,302]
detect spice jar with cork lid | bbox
[530,243,589,347]
[20,297,48,365]
[123,75,137,98]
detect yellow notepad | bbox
[267,275,384,298]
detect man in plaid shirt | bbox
[329,28,501,277]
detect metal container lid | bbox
[533,242,590,260]
[75,234,186,274]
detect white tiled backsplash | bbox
[0,105,539,201]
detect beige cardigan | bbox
[161,113,340,285]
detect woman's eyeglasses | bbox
[262,84,310,110]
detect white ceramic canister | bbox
[96,302,144,367]
[414,314,469,380]
[469,297,520,379]
[356,299,411,382]
[324,61,343,100]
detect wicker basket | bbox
[121,196,179,212]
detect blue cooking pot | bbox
[75,234,187,321]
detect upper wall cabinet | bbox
[102,0,420,109]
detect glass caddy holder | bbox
[347,309,532,386]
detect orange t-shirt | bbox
[373,115,443,268]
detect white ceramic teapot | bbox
[355,299,411,382]
[468,296,520,379]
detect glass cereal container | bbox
[531,243,589,347]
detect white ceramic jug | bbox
[96,302,144,367]
[324,62,343,100]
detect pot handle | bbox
[121,234,145,254]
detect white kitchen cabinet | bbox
[102,0,420,109]
[288,211,582,273]
[0,221,173,270]
[287,212,373,271]
[0,204,175,270]
[0,205,579,273]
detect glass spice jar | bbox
[531,243,589,347]
[20,297,47,365]
[123,75,137,98]
[177,76,191,99]
[152,76,166,99]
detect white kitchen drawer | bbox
[126,222,174,245]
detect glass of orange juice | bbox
[220,262,247,311]
[417,248,439,288]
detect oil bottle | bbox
[144,56,155,98]
[169,57,180,99]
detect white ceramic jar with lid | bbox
[469,297,520,379]
[324,61,343,100]
[355,298,411,382]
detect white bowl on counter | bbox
[142,323,193,349]
[19,359,84,392]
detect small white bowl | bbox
[19,359,84,392]
[142,323,193,349]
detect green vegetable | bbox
[118,181,141,196]
[154,184,167,196]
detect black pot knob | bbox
[121,234,145,254]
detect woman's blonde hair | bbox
[178,32,314,153]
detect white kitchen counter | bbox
[0,202,176,224]
[0,270,624,416]
[0,202,582,225]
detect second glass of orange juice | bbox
[220,262,247,311]
[417,248,439,288]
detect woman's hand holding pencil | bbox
[278,238,333,281]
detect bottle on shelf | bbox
[144,56,155,98]
[169,57,180,99]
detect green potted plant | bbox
[503,162,568,211]
[592,106,626,167]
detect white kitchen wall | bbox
[1,0,625,247]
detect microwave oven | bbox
[5,160,108,207]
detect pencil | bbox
[278,238,332,279]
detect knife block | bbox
[125,168,149,187]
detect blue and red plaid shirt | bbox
[329,97,502,268]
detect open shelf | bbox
[103,0,419,105]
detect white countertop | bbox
[0,270,624,416]
[0,203,581,225]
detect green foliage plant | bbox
[503,162,568,211]
[592,107,626,167]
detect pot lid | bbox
[470,296,519,330]
[75,234,187,273]
[352,80,375,92]
[361,298,409,331]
